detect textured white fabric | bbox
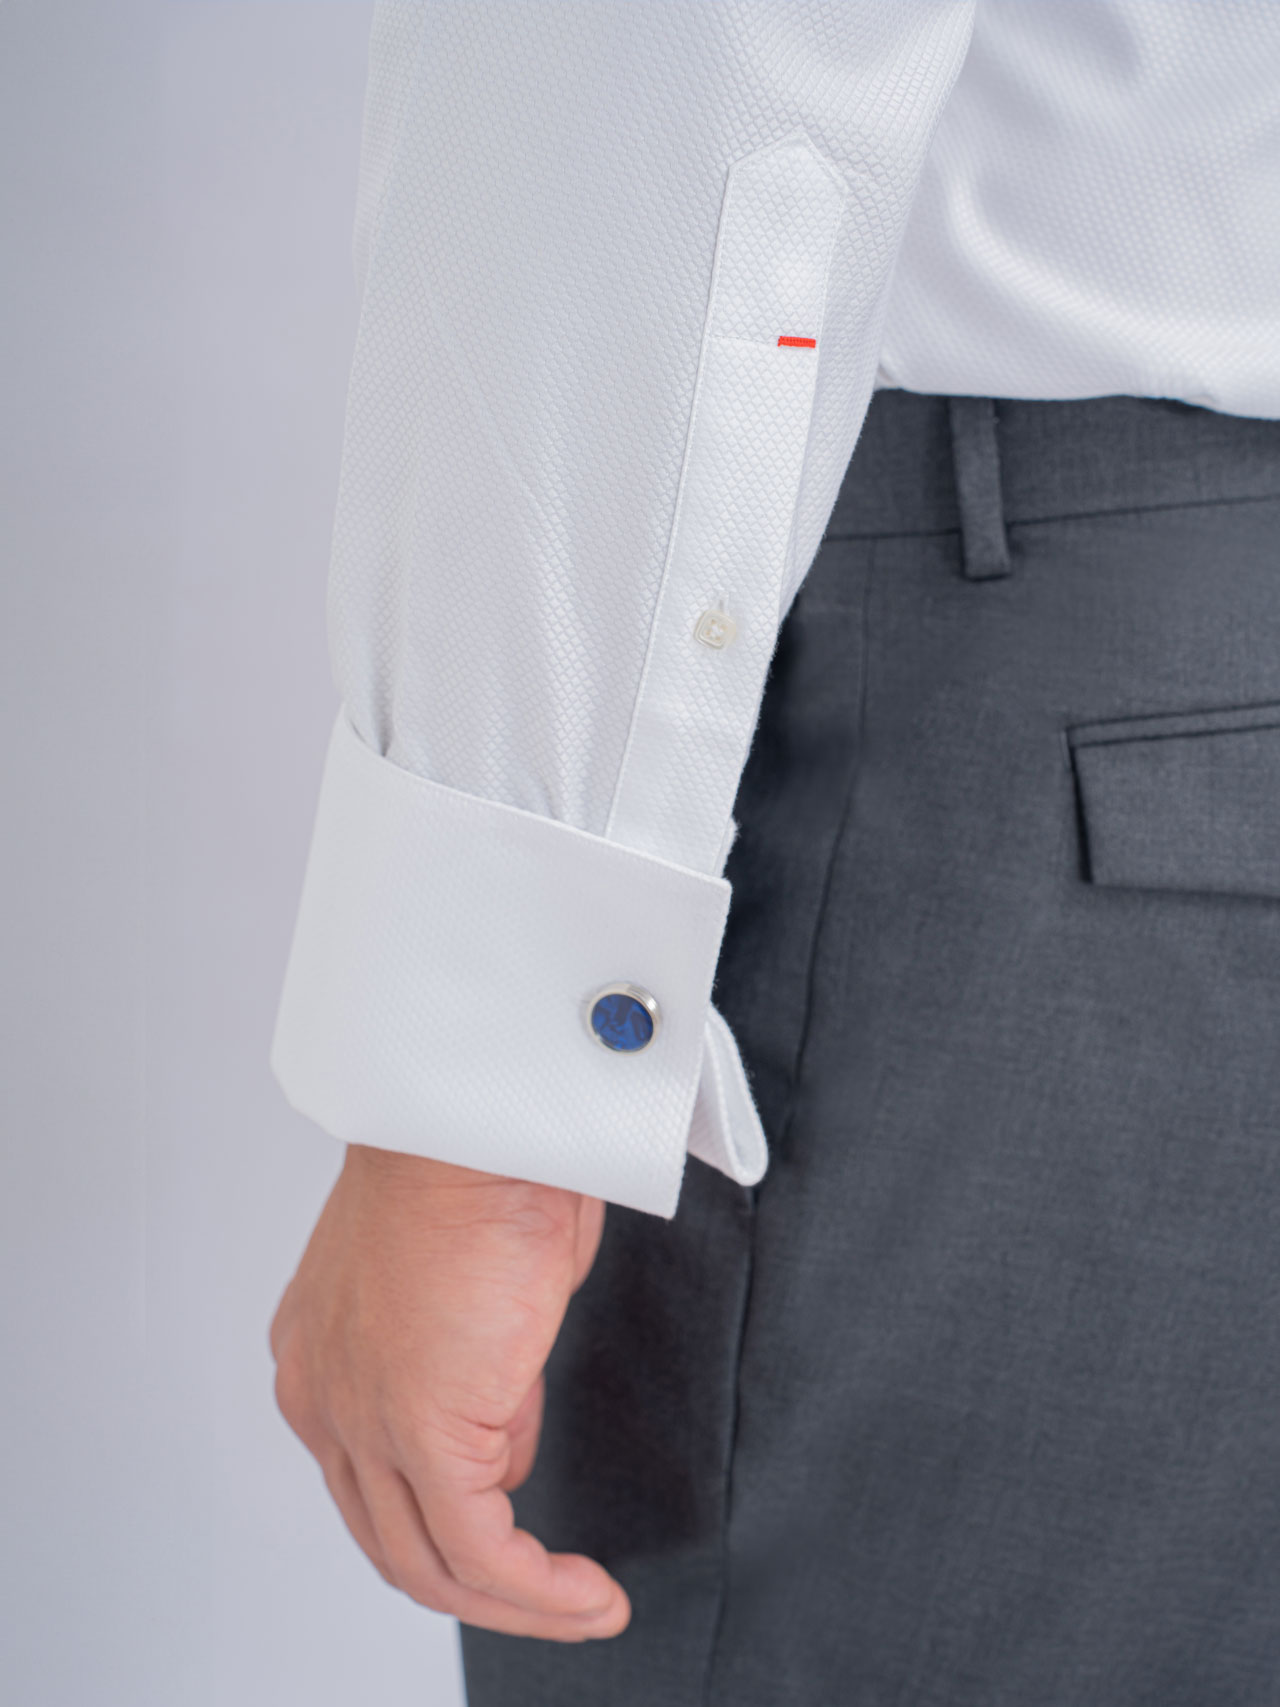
[687,1006,770,1190]
[272,713,734,1217]
[603,134,848,872]
[273,1,1280,1217]
[880,2,1280,414]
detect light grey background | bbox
[0,3,466,1701]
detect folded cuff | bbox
[271,712,765,1217]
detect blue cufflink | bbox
[587,984,660,1053]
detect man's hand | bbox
[269,1144,630,1641]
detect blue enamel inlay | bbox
[590,991,654,1053]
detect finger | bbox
[272,1348,333,1463]
[572,1197,605,1290]
[317,1445,396,1586]
[499,1377,544,1492]
[414,1458,624,1621]
[268,1281,297,1363]
[359,1460,629,1641]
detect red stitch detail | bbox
[778,335,817,348]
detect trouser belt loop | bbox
[948,396,1011,580]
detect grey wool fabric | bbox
[462,389,1280,1706]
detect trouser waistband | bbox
[824,391,1280,574]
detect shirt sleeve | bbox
[270,0,974,1217]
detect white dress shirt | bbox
[271,2,1280,1217]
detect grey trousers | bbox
[462,390,1280,1706]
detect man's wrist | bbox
[344,1143,512,1193]
[341,1145,589,1223]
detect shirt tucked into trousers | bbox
[461,388,1280,1705]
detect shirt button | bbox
[694,604,737,650]
[588,984,660,1052]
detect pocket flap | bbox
[1068,701,1280,898]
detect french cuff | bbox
[271,712,768,1219]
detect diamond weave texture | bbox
[606,136,847,872]
[329,1,973,835]
[880,2,1280,412]
[272,714,731,1217]
[279,1,1280,1211]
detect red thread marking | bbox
[778,335,817,348]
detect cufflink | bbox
[587,984,660,1053]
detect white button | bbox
[694,605,737,650]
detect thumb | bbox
[499,1375,545,1492]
